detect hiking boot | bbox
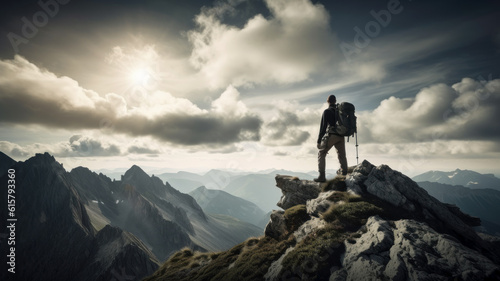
[314,172,326,182]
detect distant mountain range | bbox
[417,181,500,235]
[0,152,262,281]
[189,186,269,228]
[413,169,500,190]
[157,169,314,212]
[413,169,500,236]
[101,166,326,214]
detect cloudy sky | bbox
[1,0,499,176]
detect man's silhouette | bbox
[314,95,348,182]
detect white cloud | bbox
[211,85,249,117]
[0,136,122,158]
[0,56,262,147]
[358,78,500,144]
[188,0,339,88]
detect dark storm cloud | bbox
[114,113,261,145]
[67,135,121,157]
[0,56,262,146]
[127,145,160,155]
[273,151,289,156]
[262,109,313,146]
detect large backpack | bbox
[327,102,357,139]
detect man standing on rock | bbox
[314,94,348,182]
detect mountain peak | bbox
[127,164,146,173]
[0,151,16,176]
[0,150,15,162]
[29,152,57,165]
[70,166,94,175]
[413,168,500,191]
[123,164,150,180]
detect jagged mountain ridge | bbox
[0,153,160,281]
[413,169,500,191]
[145,160,500,281]
[118,165,263,253]
[69,165,200,262]
[68,159,262,257]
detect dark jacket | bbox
[317,105,337,143]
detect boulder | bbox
[275,175,321,210]
[306,190,336,217]
[264,210,287,240]
[354,163,483,246]
[331,216,499,281]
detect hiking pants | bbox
[318,134,348,173]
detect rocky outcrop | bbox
[265,210,287,240]
[267,160,500,280]
[347,160,484,247]
[333,216,498,281]
[275,175,321,209]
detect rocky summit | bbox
[144,160,500,281]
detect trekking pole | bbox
[355,132,359,165]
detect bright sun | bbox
[130,68,151,86]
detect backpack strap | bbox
[326,106,340,135]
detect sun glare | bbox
[130,68,151,86]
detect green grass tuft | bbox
[322,176,347,192]
[322,201,383,229]
[280,225,345,280]
[284,204,310,232]
[145,236,295,281]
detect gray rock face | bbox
[293,217,326,243]
[306,190,335,217]
[264,210,287,240]
[70,165,199,261]
[275,175,321,210]
[333,216,499,281]
[345,160,373,195]
[350,162,483,246]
